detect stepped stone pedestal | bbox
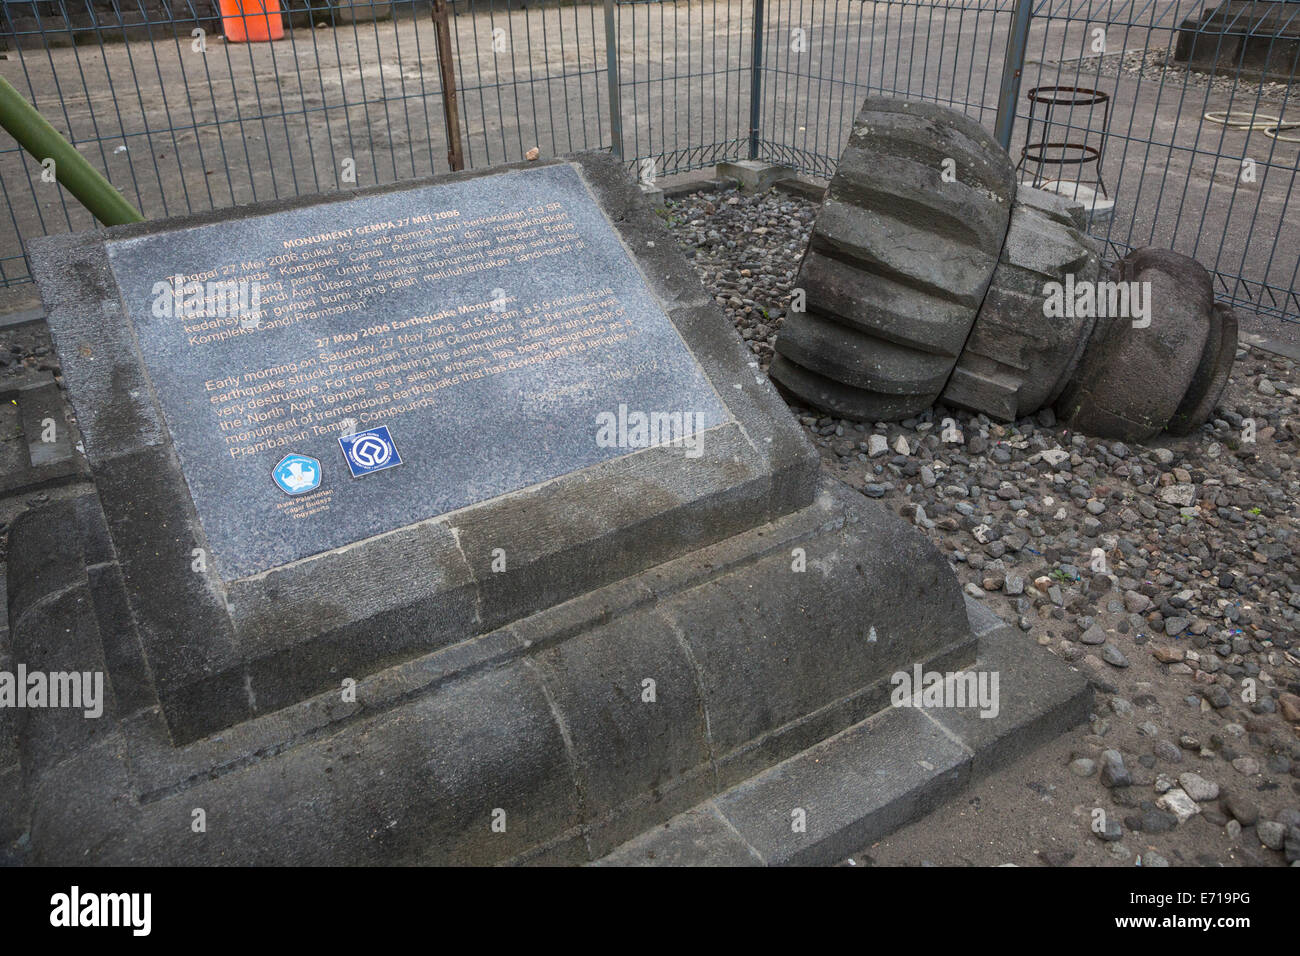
[1,152,1087,864]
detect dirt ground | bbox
[841,350,1300,869]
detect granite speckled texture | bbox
[104,163,729,579]
[32,152,821,743]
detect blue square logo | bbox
[338,425,403,477]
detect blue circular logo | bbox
[272,454,322,495]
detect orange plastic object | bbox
[219,0,285,42]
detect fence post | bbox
[748,0,764,159]
[432,0,464,171]
[994,0,1033,151]
[604,0,624,161]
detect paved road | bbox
[0,0,1295,322]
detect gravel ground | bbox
[665,184,1300,867]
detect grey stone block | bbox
[664,483,976,792]
[528,613,715,858]
[1056,248,1230,441]
[29,151,821,744]
[772,97,1015,421]
[9,583,116,779]
[716,161,795,193]
[594,805,762,866]
[941,186,1102,420]
[597,601,1090,866]
[925,599,1094,776]
[638,182,666,207]
[711,706,970,866]
[13,475,985,864]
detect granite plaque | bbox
[104,163,730,578]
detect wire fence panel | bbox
[1010,0,1300,323]
[753,0,1299,323]
[0,1,458,285]
[0,0,1296,323]
[449,0,609,168]
[755,0,1019,176]
[612,0,754,178]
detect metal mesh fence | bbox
[449,1,608,168]
[1,0,1297,322]
[754,0,1020,175]
[1012,0,1300,323]
[0,1,460,286]
[613,0,754,174]
[751,0,1300,323]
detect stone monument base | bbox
[4,465,1088,864]
[600,600,1090,865]
[5,150,1089,865]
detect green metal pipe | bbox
[0,75,143,226]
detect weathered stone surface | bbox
[1056,248,1227,441]
[598,600,1091,866]
[772,97,1015,420]
[1165,301,1238,436]
[10,150,1029,867]
[11,477,981,864]
[941,186,1102,420]
[31,152,822,745]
